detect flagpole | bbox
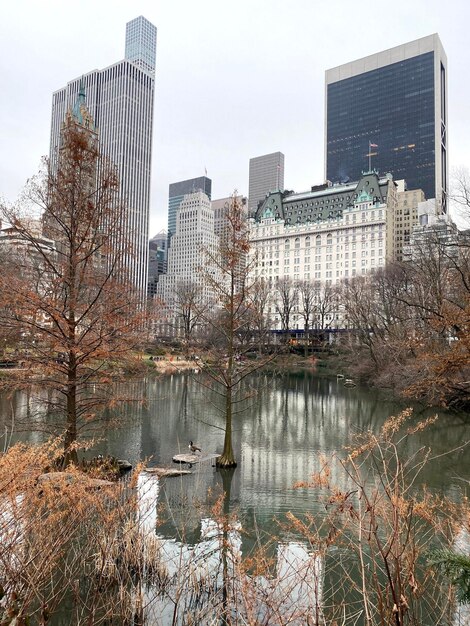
[368,141,371,172]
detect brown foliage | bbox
[0,441,143,625]
[0,119,149,462]
[340,237,470,409]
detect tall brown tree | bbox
[0,112,146,465]
[198,194,275,468]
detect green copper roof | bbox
[71,79,87,124]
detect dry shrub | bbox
[0,441,145,625]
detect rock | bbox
[172,453,220,465]
[143,467,192,477]
[172,453,200,464]
[117,459,132,471]
[37,472,115,489]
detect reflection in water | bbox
[1,372,469,535]
[1,372,469,624]
[137,472,323,625]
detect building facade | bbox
[325,34,448,213]
[248,152,285,215]
[393,183,426,262]
[249,172,397,330]
[125,15,157,74]
[50,16,157,296]
[156,191,218,335]
[212,195,248,239]
[168,176,212,242]
[404,200,460,263]
[147,230,168,299]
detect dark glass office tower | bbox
[325,34,448,213]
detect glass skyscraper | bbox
[50,17,157,295]
[325,34,448,213]
[125,15,157,74]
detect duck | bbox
[189,441,202,454]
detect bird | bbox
[189,441,202,454]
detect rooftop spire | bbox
[69,78,95,131]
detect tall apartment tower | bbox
[248,152,285,215]
[325,34,448,213]
[168,176,212,241]
[50,16,157,295]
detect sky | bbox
[1,0,470,235]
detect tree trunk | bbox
[304,321,309,358]
[217,385,237,468]
[63,349,78,467]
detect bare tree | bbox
[297,279,316,356]
[313,282,337,332]
[246,277,272,354]
[451,166,470,227]
[340,230,470,407]
[0,112,146,465]
[168,278,208,355]
[274,277,298,340]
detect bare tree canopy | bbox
[340,229,470,409]
[274,277,298,335]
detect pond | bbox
[1,371,469,624]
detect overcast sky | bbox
[1,0,469,234]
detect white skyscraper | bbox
[156,191,219,334]
[157,191,219,306]
[49,16,157,295]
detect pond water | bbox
[1,372,469,537]
[1,372,469,624]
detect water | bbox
[1,372,469,536]
[1,372,469,624]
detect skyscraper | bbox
[50,16,157,295]
[248,152,284,215]
[167,176,212,241]
[212,195,247,239]
[325,34,448,213]
[125,15,157,73]
[147,230,168,299]
[157,191,220,314]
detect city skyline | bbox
[1,0,470,236]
